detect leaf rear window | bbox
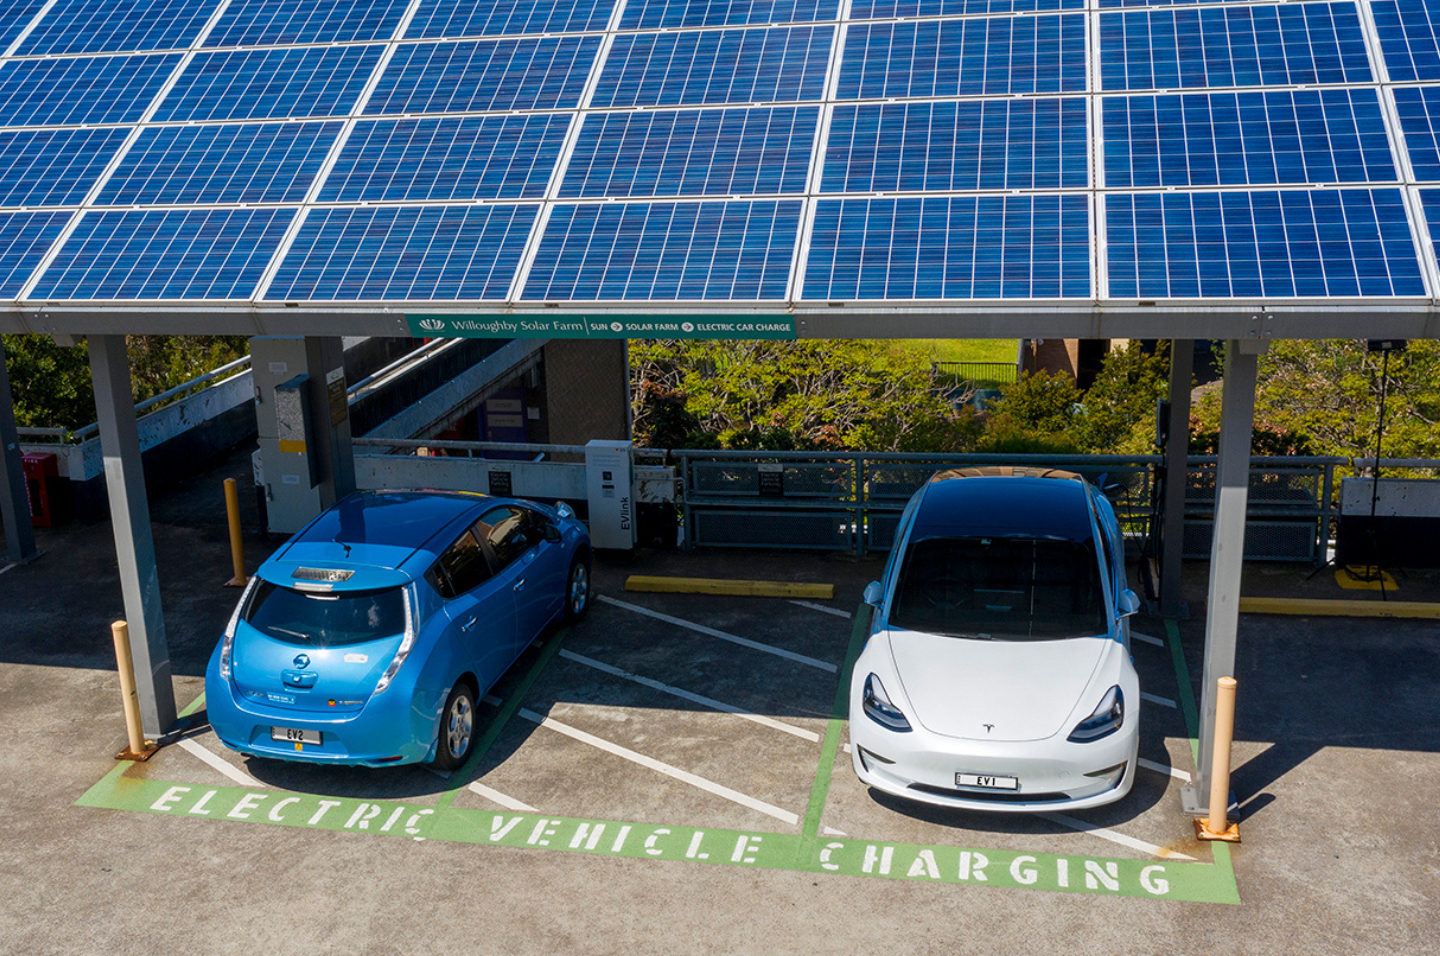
[243,580,406,647]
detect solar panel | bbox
[98,122,344,205]
[1105,189,1424,299]
[1373,0,1440,81]
[14,0,216,55]
[0,0,49,52]
[322,115,571,202]
[852,0,1080,15]
[1103,89,1396,188]
[34,208,295,299]
[839,16,1087,99]
[204,0,408,47]
[367,37,601,114]
[1100,3,1373,92]
[0,127,131,206]
[0,210,71,296]
[803,196,1091,300]
[621,0,838,30]
[0,53,180,126]
[824,98,1088,193]
[522,201,802,300]
[592,26,833,107]
[269,205,538,300]
[561,107,819,198]
[1395,85,1440,180]
[155,46,382,122]
[411,0,615,38]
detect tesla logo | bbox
[983,724,994,733]
[418,318,444,332]
[293,654,310,668]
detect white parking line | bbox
[1141,692,1178,709]
[178,738,265,789]
[1132,631,1165,647]
[559,649,822,743]
[789,600,852,619]
[597,595,838,673]
[467,781,538,813]
[823,826,848,837]
[0,562,14,576]
[1137,758,1192,783]
[1038,811,1196,861]
[519,707,799,826]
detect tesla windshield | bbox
[890,536,1106,640]
[243,581,407,647]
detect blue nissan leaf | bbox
[205,490,591,769]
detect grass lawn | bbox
[894,339,1020,364]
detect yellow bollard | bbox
[1194,676,1241,842]
[224,477,246,587]
[112,621,156,760]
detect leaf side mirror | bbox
[1119,589,1141,618]
[863,581,884,608]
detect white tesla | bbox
[850,469,1143,812]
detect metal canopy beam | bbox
[0,338,39,563]
[1182,338,1264,816]
[1159,339,1194,618]
[89,334,176,738]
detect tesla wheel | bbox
[433,682,476,771]
[564,553,591,623]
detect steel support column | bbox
[1159,339,1194,616]
[0,338,39,563]
[1182,338,1263,814]
[89,335,176,737]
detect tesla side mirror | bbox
[863,581,884,607]
[1119,589,1141,618]
[544,524,562,544]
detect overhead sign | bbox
[407,314,796,340]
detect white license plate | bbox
[956,772,1019,791]
[271,726,321,745]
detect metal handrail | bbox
[347,338,459,402]
[353,437,590,457]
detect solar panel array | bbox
[2,0,1440,307]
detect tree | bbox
[1069,341,1171,454]
[979,369,1082,453]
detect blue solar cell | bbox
[0,0,49,52]
[0,128,130,206]
[206,0,408,47]
[560,107,819,198]
[410,0,615,37]
[322,115,570,201]
[1394,86,1440,180]
[1374,0,1440,81]
[1096,0,1253,7]
[851,0,1080,17]
[839,16,1086,99]
[523,201,801,299]
[0,53,179,126]
[1414,188,1440,268]
[804,196,1090,300]
[0,210,70,297]
[98,122,342,205]
[621,0,837,30]
[36,208,294,299]
[1100,3,1373,92]
[1105,189,1423,298]
[17,0,216,55]
[155,45,381,121]
[824,99,1087,193]
[269,205,537,300]
[367,37,600,114]
[1104,89,1395,188]
[593,26,833,108]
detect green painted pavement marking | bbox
[178,690,206,720]
[433,626,569,813]
[72,772,1238,902]
[1164,619,1202,765]
[799,602,871,848]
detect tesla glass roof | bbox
[2,0,1440,318]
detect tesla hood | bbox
[887,629,1113,742]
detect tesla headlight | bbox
[218,576,260,681]
[862,674,912,732]
[373,587,417,695]
[1068,685,1124,742]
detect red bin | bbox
[21,452,58,527]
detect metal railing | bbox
[932,361,1020,386]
